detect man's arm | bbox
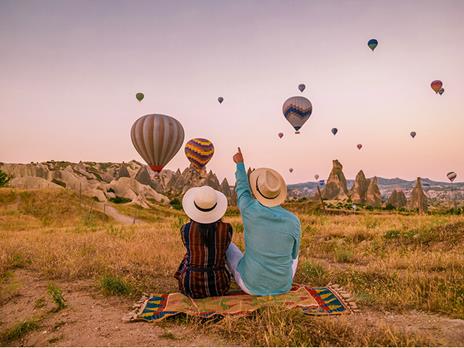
[233,147,254,211]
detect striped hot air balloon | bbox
[130,114,185,172]
[447,172,457,182]
[282,96,313,134]
[185,138,215,170]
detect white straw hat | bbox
[249,168,287,207]
[182,186,228,224]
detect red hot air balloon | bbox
[431,80,443,93]
[357,144,363,150]
[410,131,416,138]
[289,168,294,173]
[278,132,284,139]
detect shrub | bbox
[170,198,182,210]
[1,319,40,344]
[100,275,131,296]
[109,196,131,204]
[334,247,354,263]
[0,170,10,187]
[48,283,66,311]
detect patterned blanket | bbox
[126,284,359,322]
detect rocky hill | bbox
[0,161,235,208]
[288,160,463,207]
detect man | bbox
[226,147,301,296]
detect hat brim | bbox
[249,168,287,207]
[182,187,228,224]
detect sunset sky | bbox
[1,0,463,184]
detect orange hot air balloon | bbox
[431,80,443,93]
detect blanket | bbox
[126,283,359,322]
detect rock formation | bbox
[117,163,130,179]
[135,166,152,186]
[387,189,407,208]
[366,176,382,207]
[321,160,349,200]
[0,161,233,207]
[350,170,369,203]
[410,177,428,213]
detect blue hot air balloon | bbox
[368,39,378,51]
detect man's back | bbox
[235,162,301,295]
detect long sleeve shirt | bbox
[235,162,301,296]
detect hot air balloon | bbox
[278,132,284,139]
[439,88,445,95]
[331,128,338,136]
[298,84,306,92]
[130,114,185,173]
[314,174,319,180]
[357,144,363,150]
[431,80,443,93]
[368,39,378,51]
[447,172,457,182]
[218,97,224,104]
[282,96,313,134]
[410,131,416,138]
[136,93,144,102]
[289,168,294,173]
[185,138,214,171]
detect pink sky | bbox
[1,0,463,183]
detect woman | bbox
[174,185,233,298]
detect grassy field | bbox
[1,188,463,346]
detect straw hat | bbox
[182,186,228,224]
[249,168,287,207]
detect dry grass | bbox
[1,188,463,345]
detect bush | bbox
[385,203,395,210]
[170,198,182,210]
[0,170,10,187]
[48,283,66,311]
[109,196,131,204]
[100,275,131,296]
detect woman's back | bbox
[175,220,233,298]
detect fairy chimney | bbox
[321,160,349,200]
[350,170,369,203]
[366,176,382,207]
[387,190,407,209]
[410,177,428,213]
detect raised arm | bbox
[233,147,254,211]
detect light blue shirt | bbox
[235,163,301,296]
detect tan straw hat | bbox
[249,168,287,207]
[182,186,228,224]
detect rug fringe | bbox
[122,294,150,322]
[328,283,360,313]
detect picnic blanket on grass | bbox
[126,284,359,322]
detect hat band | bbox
[194,201,217,212]
[256,178,279,200]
